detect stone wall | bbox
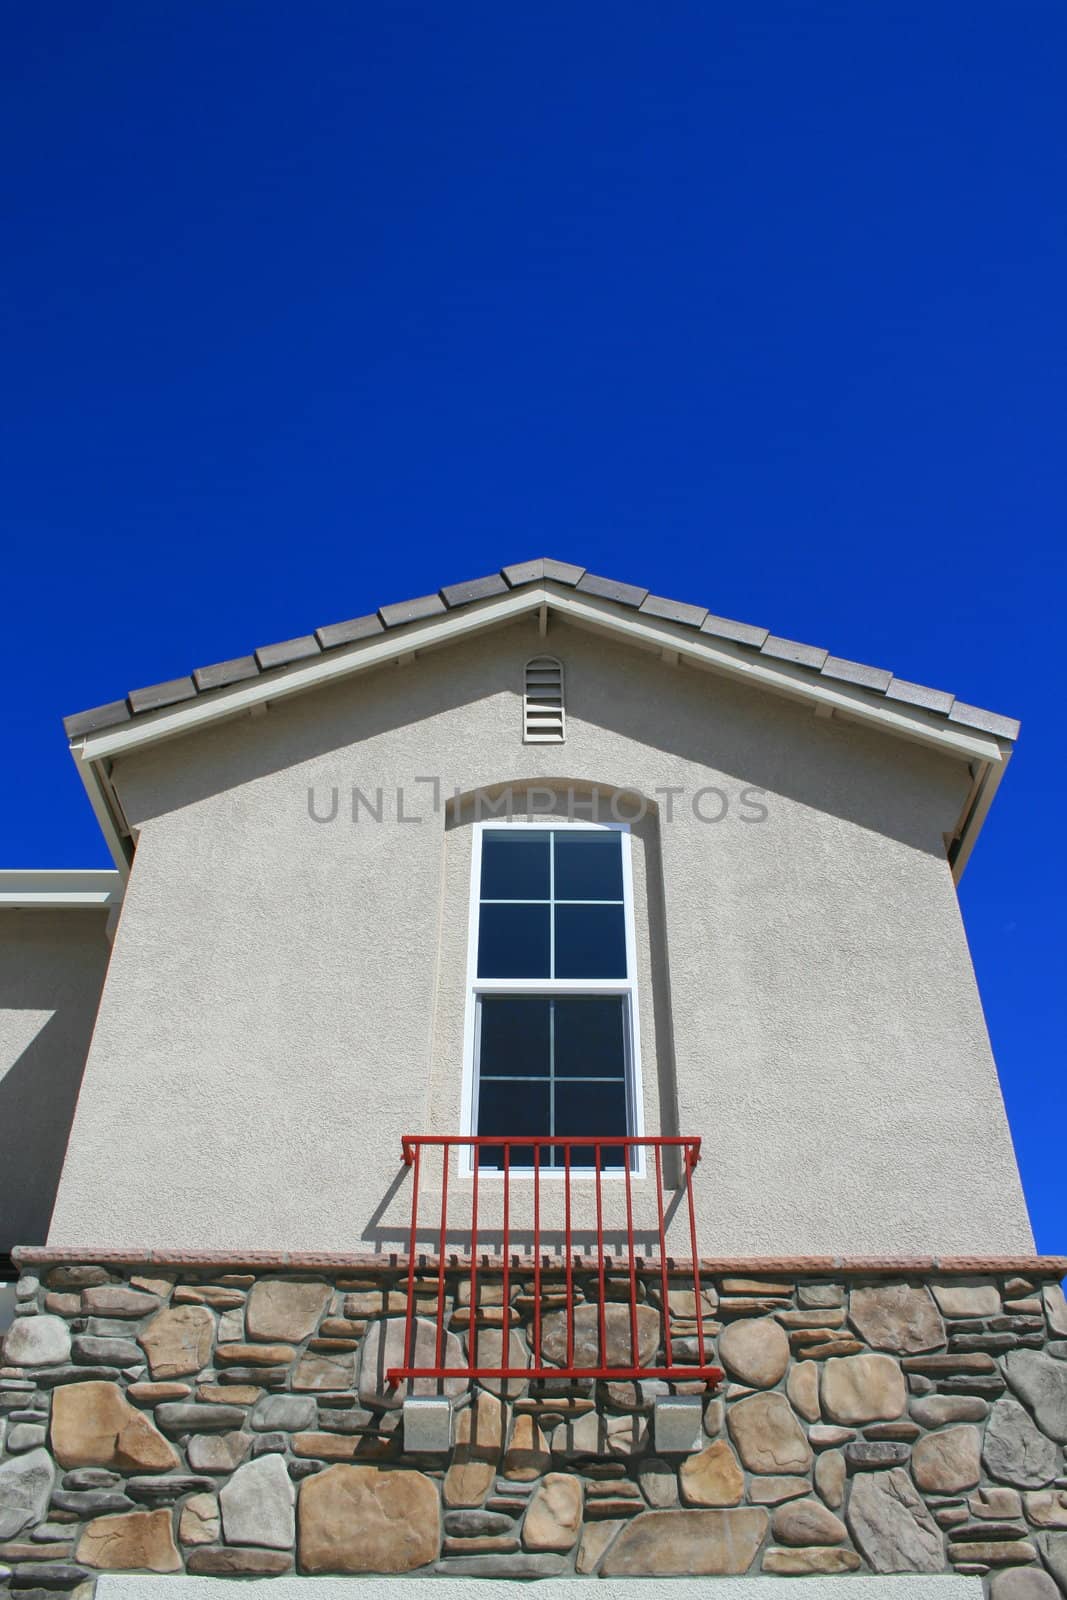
[2,1254,1067,1596]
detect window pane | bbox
[478,904,550,978]
[481,830,549,901]
[479,997,550,1079]
[554,1079,628,1167]
[553,996,626,1078]
[554,904,627,978]
[477,1078,550,1170]
[554,830,623,901]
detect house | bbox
[1,558,1064,1594]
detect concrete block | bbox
[654,1395,703,1455]
[402,1395,453,1452]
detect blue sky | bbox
[2,5,1063,1248]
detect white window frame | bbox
[459,816,645,1178]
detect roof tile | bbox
[700,614,769,648]
[193,656,260,692]
[820,655,894,693]
[502,559,545,586]
[541,559,585,585]
[948,701,1021,742]
[440,573,510,607]
[761,635,829,670]
[885,678,955,716]
[63,699,132,739]
[255,636,321,671]
[127,677,198,714]
[316,613,385,650]
[576,572,649,607]
[639,593,708,628]
[378,593,448,628]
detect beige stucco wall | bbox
[46,617,1033,1253]
[0,907,111,1248]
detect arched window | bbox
[523,656,565,743]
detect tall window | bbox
[464,821,640,1168]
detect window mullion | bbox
[548,996,556,1166]
[548,830,556,979]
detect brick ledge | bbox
[11,1246,1067,1276]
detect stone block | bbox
[245,1279,330,1343]
[727,1392,812,1473]
[76,1509,181,1572]
[298,1462,440,1573]
[51,1383,178,1472]
[821,1353,907,1424]
[220,1453,295,1549]
[0,1449,55,1539]
[138,1307,214,1380]
[600,1506,768,1575]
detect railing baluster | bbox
[565,1142,574,1370]
[390,1135,719,1389]
[533,1140,542,1373]
[595,1142,606,1371]
[654,1142,674,1372]
[684,1139,707,1370]
[435,1140,450,1371]
[469,1142,480,1376]
[404,1140,421,1380]
[624,1141,638,1370]
[501,1142,511,1352]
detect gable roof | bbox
[59,559,1018,884]
[65,557,1020,743]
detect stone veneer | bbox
[2,1253,1067,1597]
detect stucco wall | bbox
[0,907,111,1248]
[46,618,1033,1253]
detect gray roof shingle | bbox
[62,558,1021,745]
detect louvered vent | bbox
[523,656,565,743]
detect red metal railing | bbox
[386,1135,723,1387]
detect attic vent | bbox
[523,656,565,743]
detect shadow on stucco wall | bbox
[0,910,111,1249]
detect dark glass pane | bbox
[554,1079,628,1167]
[481,830,549,901]
[479,997,550,1079]
[553,996,626,1079]
[554,830,624,901]
[477,1078,550,1170]
[554,904,627,978]
[478,904,550,978]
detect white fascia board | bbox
[950,751,1010,884]
[74,583,1006,770]
[0,868,124,907]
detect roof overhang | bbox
[0,869,124,909]
[68,582,1011,885]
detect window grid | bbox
[462,820,644,1177]
[478,830,626,982]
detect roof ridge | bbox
[62,560,1021,744]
